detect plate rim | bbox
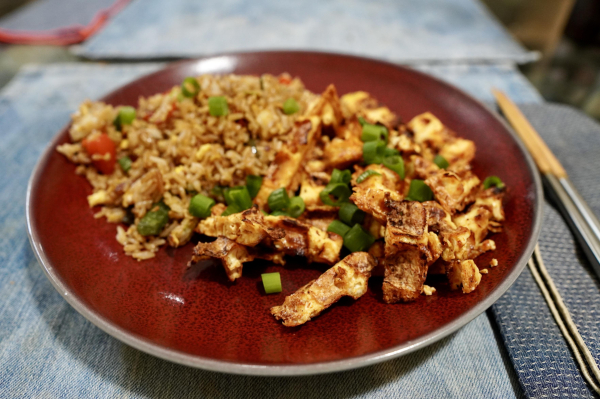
[26,50,543,376]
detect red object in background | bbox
[0,0,129,45]
[82,133,116,175]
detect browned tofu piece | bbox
[189,237,285,281]
[350,165,404,224]
[254,117,321,208]
[439,138,476,172]
[382,200,441,303]
[306,84,344,132]
[195,207,284,247]
[264,215,343,265]
[425,170,480,214]
[447,260,482,293]
[271,252,376,326]
[340,91,378,119]
[323,136,363,169]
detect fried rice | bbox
[57,73,318,260]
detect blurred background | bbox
[0,0,599,119]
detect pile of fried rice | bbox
[57,73,317,260]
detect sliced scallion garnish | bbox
[268,188,290,212]
[327,220,351,237]
[262,272,282,294]
[189,194,215,218]
[282,98,299,115]
[483,176,505,190]
[356,170,381,184]
[339,202,365,225]
[343,224,376,253]
[208,96,229,116]
[319,183,351,207]
[383,155,405,179]
[405,179,434,202]
[434,154,449,169]
[181,77,200,98]
[245,175,263,199]
[288,196,305,218]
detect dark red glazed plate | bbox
[26,52,542,375]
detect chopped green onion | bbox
[356,170,381,184]
[384,147,399,157]
[211,185,225,202]
[189,194,215,218]
[283,98,300,115]
[181,77,200,98]
[261,272,282,294]
[339,202,366,225]
[137,201,170,236]
[288,196,305,218]
[434,155,449,169]
[118,156,132,173]
[270,210,289,217]
[268,188,290,212]
[246,175,263,198]
[483,176,505,190]
[383,155,405,179]
[223,186,244,205]
[113,106,136,130]
[221,204,242,216]
[358,116,366,126]
[228,186,253,210]
[330,168,352,185]
[208,96,229,116]
[343,224,376,252]
[361,123,388,143]
[319,183,351,206]
[405,180,434,202]
[327,220,351,237]
[362,139,386,165]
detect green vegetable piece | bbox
[434,154,450,169]
[181,77,200,98]
[356,170,381,184]
[319,183,351,206]
[288,196,306,218]
[339,202,366,225]
[358,116,367,126]
[270,210,289,217]
[229,186,253,210]
[246,175,263,198]
[221,204,242,216]
[483,176,505,190]
[113,106,136,131]
[137,201,170,236]
[362,139,387,165]
[361,123,388,143]
[118,156,132,173]
[384,147,399,157]
[327,220,351,237]
[208,96,229,116]
[405,179,434,202]
[330,168,352,185]
[383,155,405,179]
[343,224,376,253]
[268,188,290,212]
[283,98,300,115]
[261,272,282,294]
[189,194,215,218]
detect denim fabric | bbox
[491,104,600,398]
[0,0,115,31]
[72,0,536,63]
[0,62,536,398]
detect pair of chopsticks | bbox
[494,90,600,394]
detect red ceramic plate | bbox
[27,52,542,375]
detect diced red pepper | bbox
[278,75,292,85]
[82,133,116,174]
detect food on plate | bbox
[57,73,505,326]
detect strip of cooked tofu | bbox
[189,237,285,281]
[424,170,480,214]
[350,165,404,224]
[271,252,376,327]
[254,116,322,209]
[447,259,482,294]
[382,200,441,303]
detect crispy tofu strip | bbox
[255,117,321,208]
[271,252,376,326]
[189,237,285,281]
[195,207,285,247]
[340,91,378,119]
[264,216,343,265]
[306,84,343,132]
[382,200,440,303]
[350,165,404,224]
[323,136,363,169]
[424,170,480,214]
[447,260,482,293]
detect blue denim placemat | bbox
[0,62,540,398]
[491,104,600,398]
[72,0,536,63]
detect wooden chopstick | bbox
[492,89,567,178]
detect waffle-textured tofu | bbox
[271,252,376,326]
[350,165,404,224]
